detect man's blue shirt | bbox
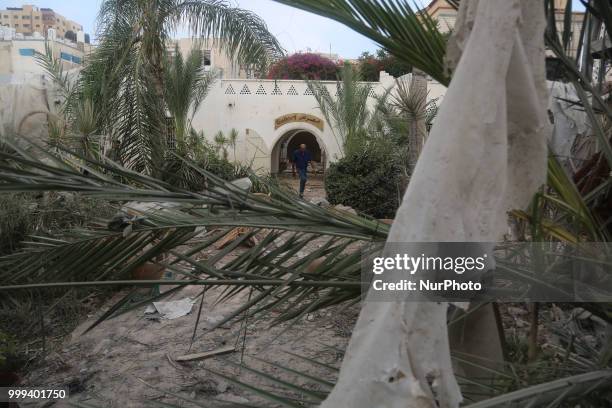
[293,149,311,170]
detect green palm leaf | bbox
[271,0,449,85]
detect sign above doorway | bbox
[274,113,324,131]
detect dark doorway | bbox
[287,131,322,163]
[274,130,326,174]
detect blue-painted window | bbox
[71,55,81,64]
[60,52,71,61]
[18,48,35,56]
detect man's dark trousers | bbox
[293,149,311,197]
[298,167,307,196]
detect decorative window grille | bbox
[240,84,251,95]
[271,83,282,95]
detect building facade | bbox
[425,0,584,58]
[168,38,261,79]
[0,4,85,40]
[0,27,85,81]
[190,72,403,173]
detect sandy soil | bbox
[21,176,356,408]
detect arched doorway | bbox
[272,129,326,174]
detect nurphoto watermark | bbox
[361,242,612,302]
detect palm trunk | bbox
[150,47,167,178]
[143,1,167,178]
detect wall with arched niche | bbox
[190,72,414,174]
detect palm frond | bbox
[463,370,612,408]
[309,64,384,156]
[164,45,217,143]
[0,139,386,330]
[271,0,449,85]
[175,0,285,72]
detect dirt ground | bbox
[21,175,355,408]
[278,172,326,203]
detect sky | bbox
[0,0,386,58]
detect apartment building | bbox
[0,26,85,80]
[0,4,85,41]
[425,0,584,58]
[168,38,255,79]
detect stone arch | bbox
[270,122,328,174]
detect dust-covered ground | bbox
[20,174,358,407]
[21,286,358,407]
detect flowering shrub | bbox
[267,53,340,80]
[359,57,385,81]
[358,50,412,81]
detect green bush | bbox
[163,142,274,193]
[325,147,401,218]
[0,193,114,256]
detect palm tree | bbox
[213,130,229,159]
[228,128,239,162]
[81,0,284,175]
[309,63,387,157]
[164,45,216,148]
[382,74,438,178]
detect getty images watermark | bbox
[361,242,612,302]
[371,251,488,292]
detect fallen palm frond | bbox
[0,139,386,332]
[125,350,612,407]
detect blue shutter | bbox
[60,52,71,61]
[18,48,35,56]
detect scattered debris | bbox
[215,227,257,249]
[332,204,357,215]
[311,197,330,207]
[174,345,236,362]
[146,298,196,320]
[216,393,250,404]
[230,177,252,191]
[251,192,271,201]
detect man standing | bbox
[292,143,314,198]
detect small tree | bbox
[309,63,386,157]
[357,49,412,81]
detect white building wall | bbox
[191,72,398,173]
[0,37,84,81]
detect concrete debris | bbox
[310,197,330,207]
[332,204,357,215]
[230,177,252,191]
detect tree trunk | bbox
[143,1,167,178]
[407,70,427,175]
[319,1,550,407]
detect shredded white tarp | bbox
[319,1,551,407]
[547,81,588,170]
